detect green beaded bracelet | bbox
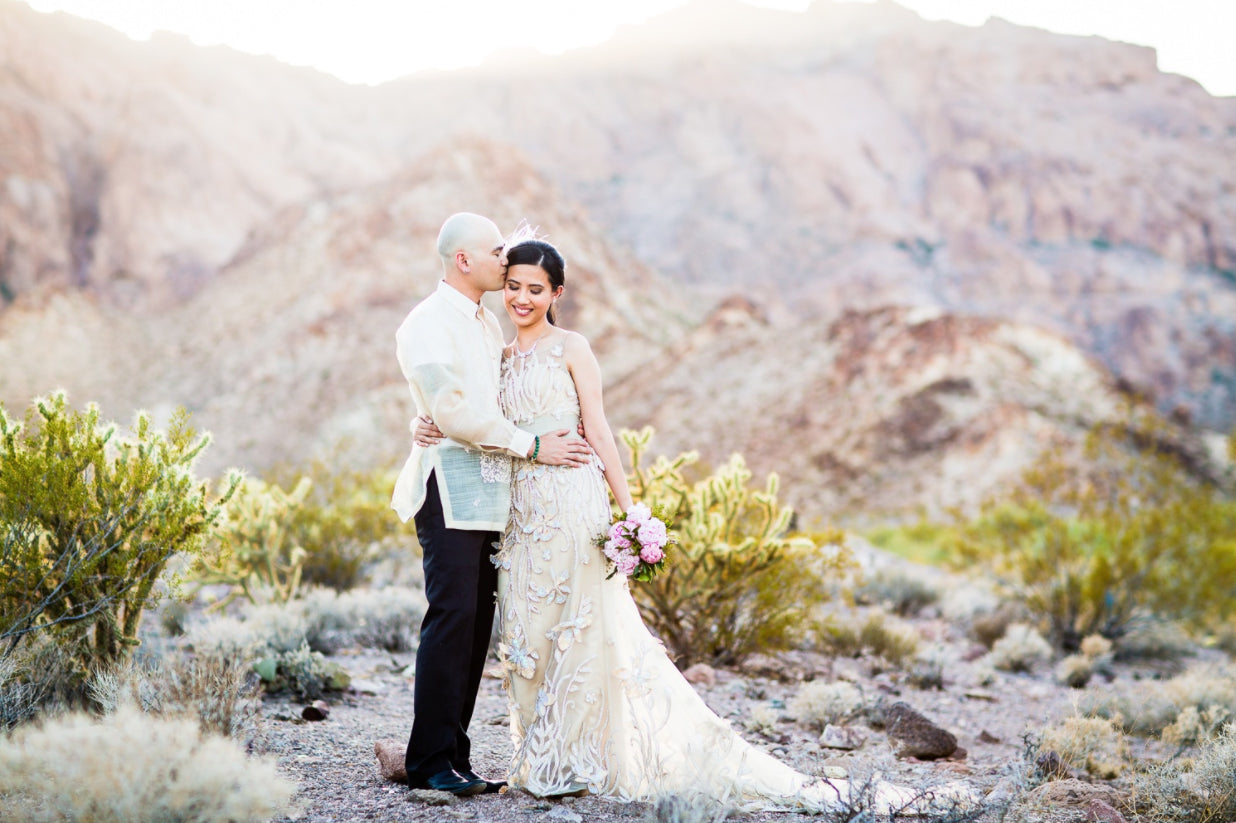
[531,435,540,462]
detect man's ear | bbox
[455,250,470,273]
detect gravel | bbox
[259,638,1094,823]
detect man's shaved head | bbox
[437,212,503,262]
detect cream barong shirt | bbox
[391,281,536,530]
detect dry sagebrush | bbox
[0,706,293,823]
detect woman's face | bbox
[504,264,561,329]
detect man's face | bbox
[469,235,508,292]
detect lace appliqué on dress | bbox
[479,451,512,484]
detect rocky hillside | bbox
[0,0,1231,516]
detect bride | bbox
[418,237,921,813]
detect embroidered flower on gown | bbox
[492,344,959,813]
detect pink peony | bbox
[609,521,631,543]
[639,543,665,564]
[626,503,652,524]
[615,552,640,576]
[637,518,667,549]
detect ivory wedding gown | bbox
[491,341,885,812]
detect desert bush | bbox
[908,645,950,690]
[986,624,1052,673]
[0,635,83,731]
[789,680,864,730]
[950,406,1236,651]
[190,476,311,608]
[858,611,920,666]
[300,586,425,653]
[1160,705,1230,749]
[813,610,920,666]
[1113,619,1195,662]
[269,458,407,591]
[1055,655,1093,689]
[0,393,235,681]
[1082,663,1236,737]
[967,601,1030,649]
[620,427,853,667]
[1130,725,1236,823]
[854,566,940,617]
[0,706,293,822]
[89,649,261,744]
[1036,714,1130,779]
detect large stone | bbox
[374,738,406,783]
[885,702,958,760]
[682,663,717,687]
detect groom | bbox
[391,212,591,796]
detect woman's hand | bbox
[412,415,445,447]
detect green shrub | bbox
[0,394,235,680]
[0,707,293,822]
[620,427,853,668]
[812,610,919,666]
[271,459,407,591]
[950,407,1236,651]
[190,476,310,608]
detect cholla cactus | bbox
[0,393,235,675]
[192,477,311,608]
[620,427,853,667]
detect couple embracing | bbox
[391,213,886,811]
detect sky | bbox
[22,0,1236,96]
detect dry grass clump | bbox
[1083,663,1236,737]
[90,650,261,744]
[788,680,864,731]
[0,706,294,822]
[986,624,1052,673]
[0,637,90,729]
[1130,725,1236,823]
[967,602,1030,649]
[1054,633,1115,688]
[1036,714,1130,779]
[1113,619,1195,662]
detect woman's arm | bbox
[564,331,634,512]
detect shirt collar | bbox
[437,279,484,319]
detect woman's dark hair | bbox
[506,239,566,325]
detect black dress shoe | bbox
[457,769,507,794]
[408,769,486,797]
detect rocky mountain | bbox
[0,0,1231,517]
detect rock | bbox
[547,807,583,823]
[885,701,958,759]
[821,765,848,780]
[818,724,865,750]
[301,700,331,721]
[683,663,717,687]
[374,738,407,783]
[409,789,457,806]
[1086,799,1128,823]
[349,678,385,695]
[977,729,1001,744]
[1026,779,1127,812]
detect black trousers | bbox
[405,472,501,781]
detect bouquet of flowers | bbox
[599,502,673,582]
